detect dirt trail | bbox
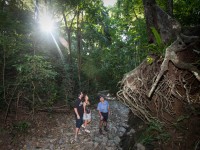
[16,100,129,150]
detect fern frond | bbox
[150,27,162,46]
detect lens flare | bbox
[39,15,54,33]
[50,33,64,63]
[38,13,65,63]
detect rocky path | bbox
[21,100,129,150]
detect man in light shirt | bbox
[97,95,110,134]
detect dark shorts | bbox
[101,112,108,122]
[76,117,83,128]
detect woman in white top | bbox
[82,94,91,133]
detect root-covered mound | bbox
[117,35,200,149]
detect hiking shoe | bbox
[99,128,103,134]
[104,126,109,132]
[84,129,90,133]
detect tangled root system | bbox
[117,35,200,124]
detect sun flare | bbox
[39,15,54,33]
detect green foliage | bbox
[139,120,171,145]
[82,58,99,79]
[139,134,155,145]
[151,27,162,46]
[0,2,35,112]
[147,120,163,132]
[156,0,200,26]
[0,0,199,114]
[145,27,166,55]
[13,121,31,133]
[173,0,200,26]
[146,56,154,65]
[16,55,57,81]
[15,55,58,108]
[172,115,190,131]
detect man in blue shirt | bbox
[97,95,110,134]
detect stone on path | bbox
[21,99,129,150]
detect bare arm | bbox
[98,110,102,117]
[74,108,80,119]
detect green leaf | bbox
[150,27,162,46]
[146,56,154,64]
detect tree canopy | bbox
[0,0,199,111]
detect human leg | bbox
[99,113,104,134]
[99,121,103,134]
[87,113,91,124]
[75,128,79,139]
[83,113,91,133]
[102,112,109,131]
[84,120,87,128]
[82,113,86,128]
[84,120,91,133]
[75,118,82,140]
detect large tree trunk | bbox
[143,0,180,44]
[142,0,158,43]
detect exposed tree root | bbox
[148,34,200,98]
[117,34,200,123]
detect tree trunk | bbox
[3,42,6,103]
[32,81,35,118]
[143,0,180,44]
[77,6,81,90]
[34,0,39,21]
[62,11,72,64]
[142,0,158,43]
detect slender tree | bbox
[77,5,82,90]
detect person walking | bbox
[97,95,110,134]
[74,92,84,141]
[82,94,91,133]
